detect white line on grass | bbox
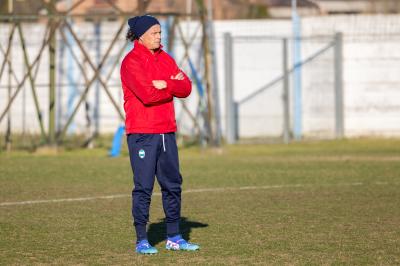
[0,181,387,207]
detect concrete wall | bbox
[212,15,400,138]
[302,15,400,137]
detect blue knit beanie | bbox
[128,15,160,39]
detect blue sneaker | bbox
[136,239,158,254]
[165,235,200,251]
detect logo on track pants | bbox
[138,149,145,159]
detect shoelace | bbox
[138,242,150,249]
[176,239,187,244]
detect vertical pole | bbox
[197,0,217,146]
[292,0,302,140]
[6,33,12,152]
[234,101,239,141]
[207,0,222,146]
[282,38,290,144]
[64,0,73,135]
[57,32,64,134]
[66,19,77,135]
[22,62,26,143]
[6,0,14,151]
[167,16,178,55]
[162,17,170,53]
[94,21,101,138]
[224,32,235,144]
[49,0,56,145]
[334,32,344,139]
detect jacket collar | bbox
[133,40,163,58]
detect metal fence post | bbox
[292,11,302,141]
[234,101,239,141]
[334,32,344,139]
[6,34,12,152]
[282,38,290,144]
[49,0,56,145]
[224,32,236,144]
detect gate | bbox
[224,33,344,143]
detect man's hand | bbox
[152,72,184,90]
[171,72,184,80]
[152,80,167,90]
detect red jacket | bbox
[120,41,192,134]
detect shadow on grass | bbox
[148,217,208,246]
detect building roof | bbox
[0,0,46,15]
[266,0,320,7]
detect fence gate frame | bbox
[224,32,344,144]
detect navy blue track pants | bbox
[127,133,182,241]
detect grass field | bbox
[1,139,400,265]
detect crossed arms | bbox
[121,58,192,106]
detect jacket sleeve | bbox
[121,57,173,106]
[165,60,192,99]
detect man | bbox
[120,15,199,254]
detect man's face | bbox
[139,24,161,51]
